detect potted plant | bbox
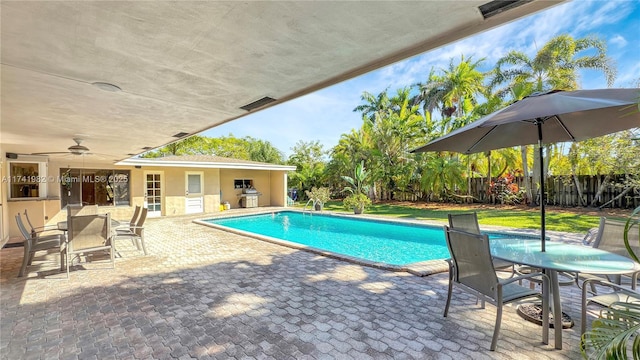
[341,161,371,214]
[343,192,371,214]
[305,186,330,211]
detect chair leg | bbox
[60,250,65,272]
[140,233,147,255]
[444,280,453,317]
[18,243,30,277]
[27,251,35,266]
[66,250,70,279]
[491,300,503,351]
[110,244,115,269]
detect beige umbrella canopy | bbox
[412,88,640,251]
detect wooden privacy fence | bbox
[467,175,639,209]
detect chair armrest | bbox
[32,227,65,236]
[32,224,61,232]
[582,277,639,296]
[500,271,549,286]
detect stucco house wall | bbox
[2,154,295,243]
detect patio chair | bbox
[447,213,514,273]
[443,226,549,351]
[67,204,99,217]
[581,277,640,335]
[114,207,148,255]
[589,217,640,289]
[66,213,115,277]
[16,213,66,277]
[114,205,140,231]
[23,209,63,237]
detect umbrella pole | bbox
[537,120,546,252]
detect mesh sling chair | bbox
[443,226,549,350]
[579,217,640,334]
[116,205,141,232]
[66,213,115,277]
[580,277,640,335]
[23,209,63,237]
[16,213,66,277]
[588,217,640,289]
[447,212,514,272]
[114,207,148,255]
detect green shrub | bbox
[343,193,372,214]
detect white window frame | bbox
[7,157,48,200]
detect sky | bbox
[202,0,640,157]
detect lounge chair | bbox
[443,226,549,350]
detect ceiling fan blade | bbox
[31,151,71,155]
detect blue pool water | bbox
[205,211,530,266]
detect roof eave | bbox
[115,159,297,171]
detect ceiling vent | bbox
[142,146,154,150]
[479,0,532,19]
[92,82,122,92]
[172,132,189,138]
[240,96,277,112]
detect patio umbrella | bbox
[412,88,640,251]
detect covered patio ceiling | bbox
[0,1,563,164]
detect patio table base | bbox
[517,303,574,329]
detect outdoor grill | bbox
[238,187,261,208]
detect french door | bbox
[144,172,163,217]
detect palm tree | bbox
[439,55,486,119]
[414,56,486,135]
[413,56,487,202]
[353,89,391,124]
[490,34,616,95]
[367,88,424,200]
[489,34,616,205]
[413,68,447,124]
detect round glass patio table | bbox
[489,238,640,350]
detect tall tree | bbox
[245,137,285,164]
[141,135,211,157]
[353,89,391,124]
[141,134,285,163]
[414,56,486,136]
[490,34,616,95]
[287,140,327,197]
[489,34,616,204]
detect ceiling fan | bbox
[33,138,92,156]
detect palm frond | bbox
[581,301,640,359]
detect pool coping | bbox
[193,209,547,277]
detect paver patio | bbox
[1,208,594,359]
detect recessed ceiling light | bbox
[92,82,122,92]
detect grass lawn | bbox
[301,200,631,234]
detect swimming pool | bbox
[200,211,534,267]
